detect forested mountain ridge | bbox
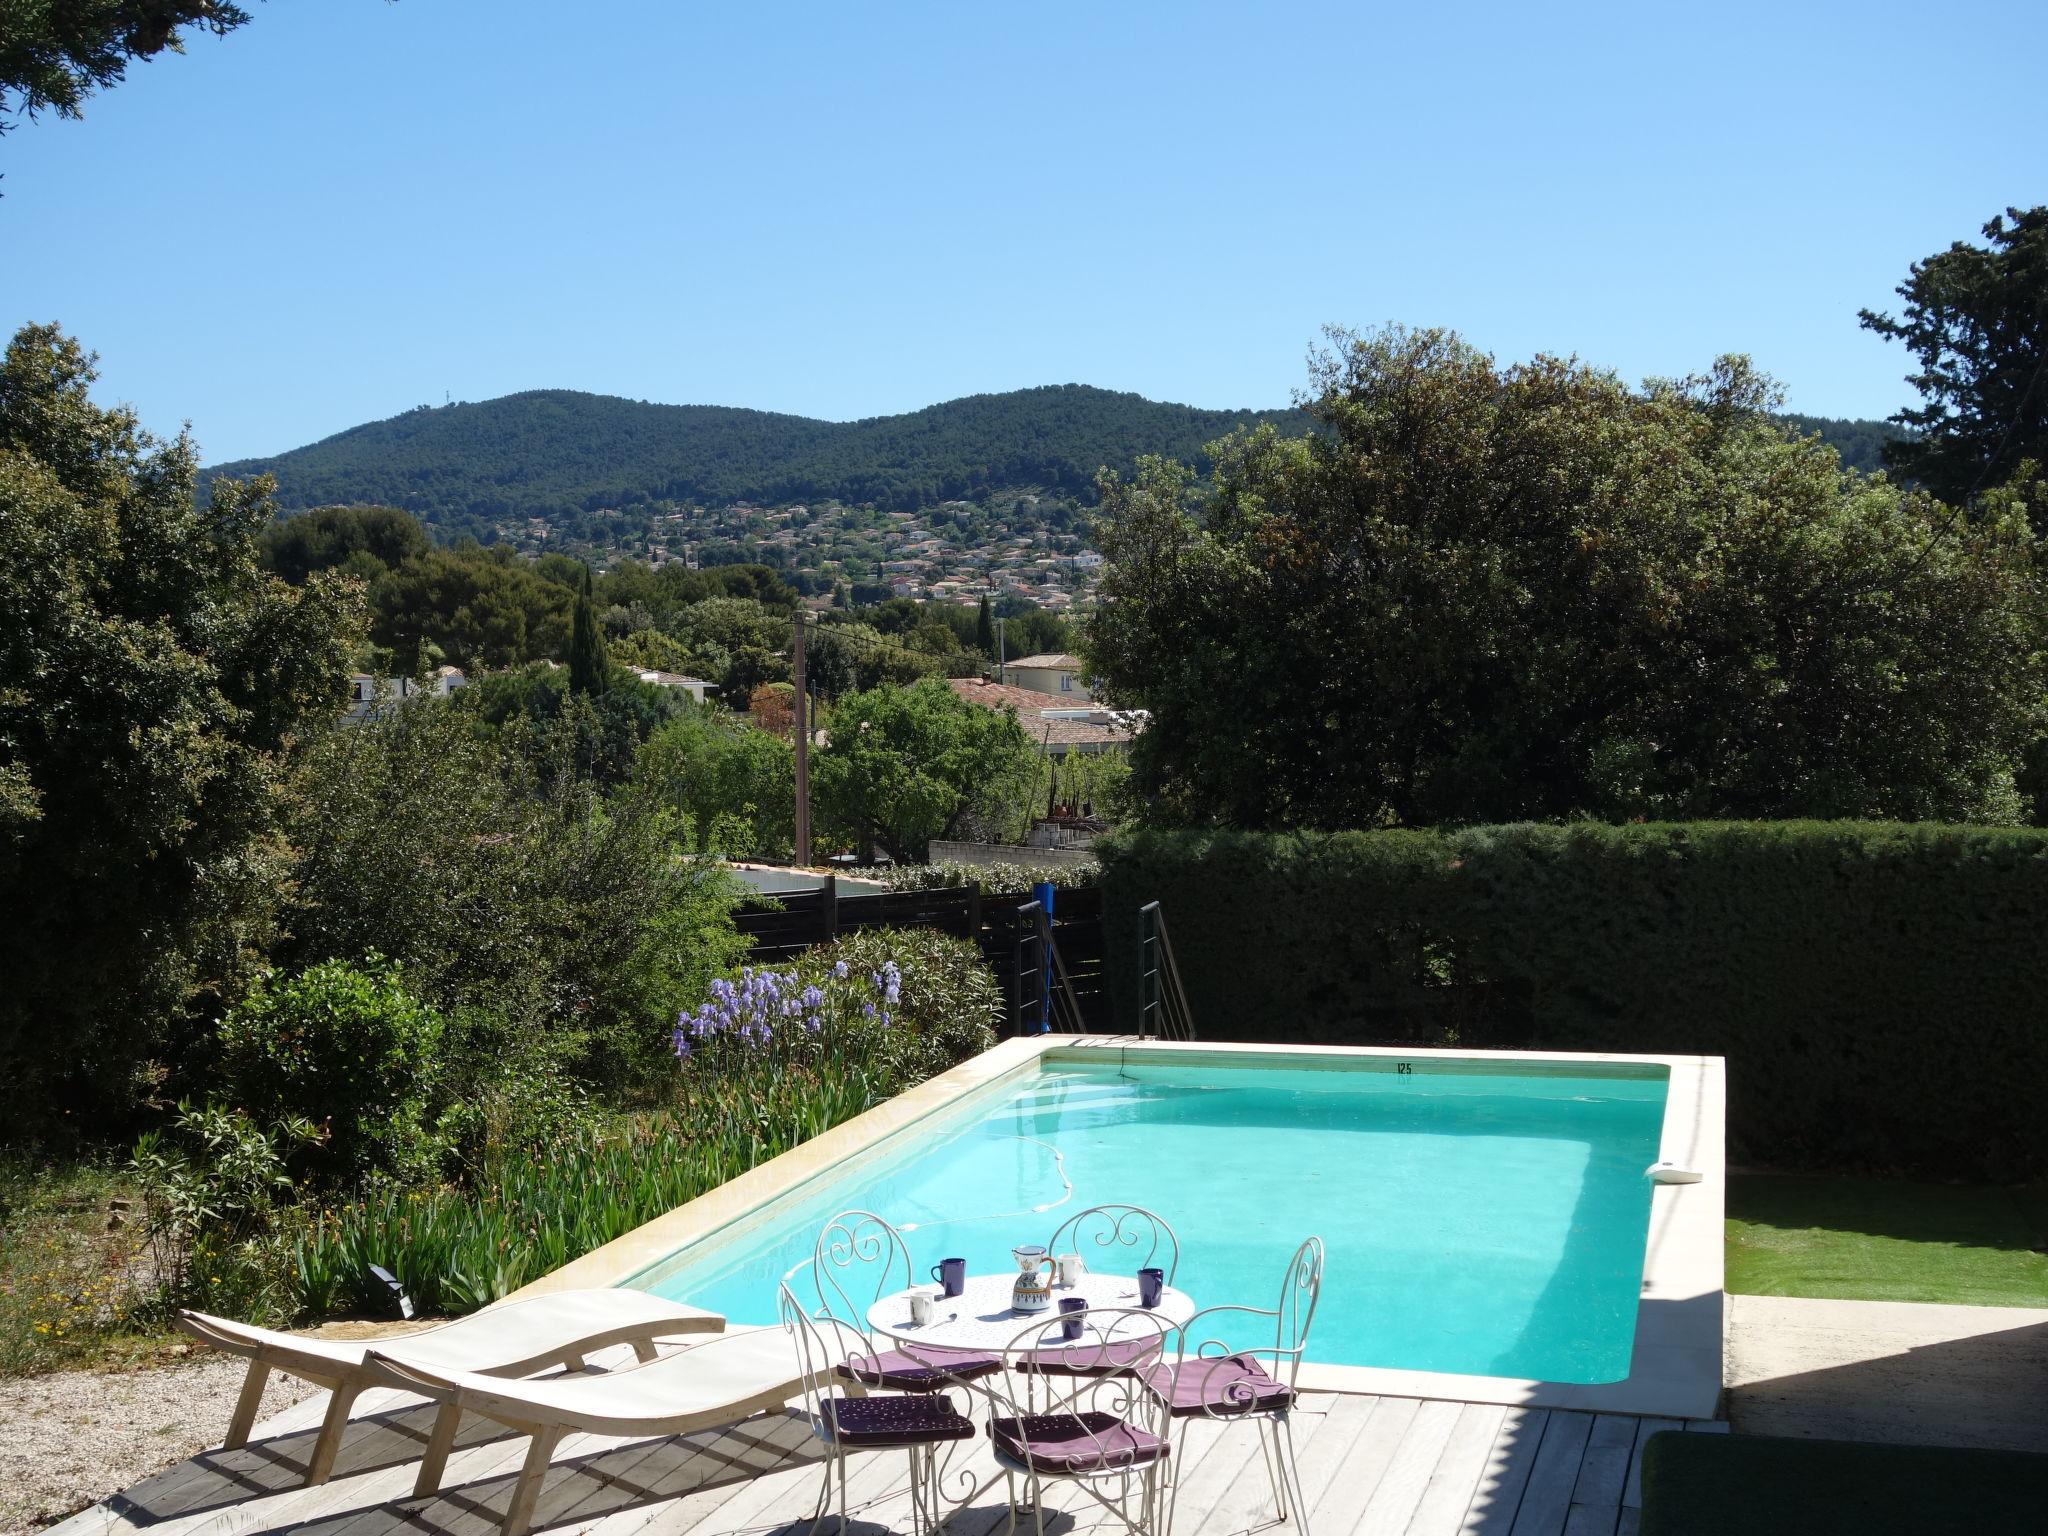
[200,385,1311,537]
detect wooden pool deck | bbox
[46,1346,1727,1536]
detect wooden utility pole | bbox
[792,608,811,867]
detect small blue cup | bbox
[930,1256,967,1298]
[1059,1296,1087,1340]
[1138,1267,1165,1309]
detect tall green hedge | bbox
[1099,823,2048,1178]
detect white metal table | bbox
[866,1269,1195,1361]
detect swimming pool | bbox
[627,1050,1670,1384]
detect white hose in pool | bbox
[897,1134,1075,1231]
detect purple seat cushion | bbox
[823,1394,976,1448]
[837,1345,1001,1391]
[1015,1337,1158,1377]
[989,1411,1169,1475]
[1143,1354,1294,1416]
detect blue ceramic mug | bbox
[1058,1296,1088,1341]
[930,1256,967,1298]
[1138,1267,1165,1309]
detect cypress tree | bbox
[568,564,610,695]
[975,594,996,655]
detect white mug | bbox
[1057,1252,1086,1287]
[908,1290,934,1326]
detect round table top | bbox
[866,1270,1196,1355]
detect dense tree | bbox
[975,594,996,654]
[0,323,362,1132]
[281,696,746,1088]
[1089,326,2045,830]
[567,564,609,695]
[1,1,249,133]
[804,620,939,698]
[1860,207,2048,504]
[635,705,795,860]
[259,503,430,582]
[463,662,690,786]
[369,547,570,671]
[814,679,1037,863]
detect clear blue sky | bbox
[6,0,2044,463]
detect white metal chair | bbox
[1149,1236,1324,1535]
[811,1208,1000,1392]
[777,1280,974,1536]
[986,1304,1176,1536]
[1046,1204,1181,1286]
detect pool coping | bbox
[508,1036,1725,1421]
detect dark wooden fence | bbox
[735,880,1111,1034]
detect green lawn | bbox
[1725,1173,2048,1307]
[1639,1431,2048,1536]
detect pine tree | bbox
[568,564,610,695]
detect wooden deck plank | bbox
[1568,1415,1637,1511]
[1149,1414,1267,1536]
[1505,1413,1593,1536]
[56,1380,1688,1536]
[585,1417,817,1536]
[1285,1394,1378,1517]
[1619,1420,1680,1511]
[1456,1407,1548,1536]
[1312,1396,1421,1531]
[579,1421,789,1536]
[1402,1402,1507,1536]
[1355,1399,1465,1536]
[1178,1401,1348,1536]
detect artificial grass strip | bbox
[1725,1174,2048,1307]
[1638,1431,2048,1536]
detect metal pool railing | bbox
[1136,900,1197,1041]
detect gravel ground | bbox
[0,1351,312,1534]
[0,1323,427,1536]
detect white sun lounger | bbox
[365,1324,811,1536]
[176,1290,724,1486]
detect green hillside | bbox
[200,385,1906,547]
[1777,412,1903,475]
[201,385,1309,537]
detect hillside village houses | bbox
[510,493,1106,610]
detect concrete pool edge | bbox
[506,1036,1726,1421]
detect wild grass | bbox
[0,1157,176,1376]
[290,1067,884,1316]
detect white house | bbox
[1004,653,1092,699]
[344,666,466,723]
[623,668,713,702]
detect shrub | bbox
[273,929,1002,1319]
[217,957,446,1184]
[278,697,749,1093]
[1099,822,2048,1178]
[880,860,1101,896]
[128,1101,319,1317]
[675,928,1000,1095]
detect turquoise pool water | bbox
[632,1055,1668,1383]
